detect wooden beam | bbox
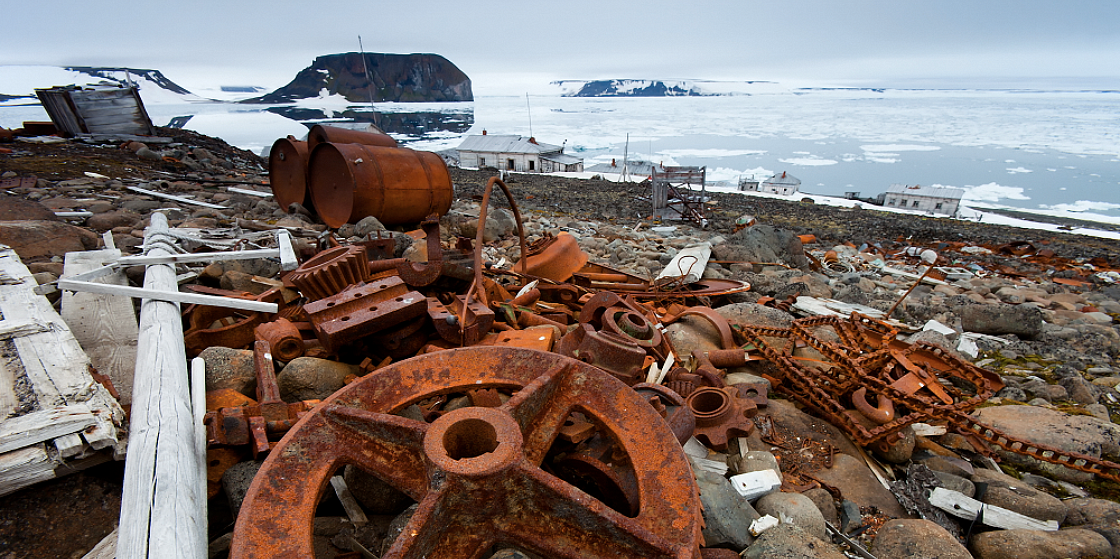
[0,405,97,454]
[126,186,227,210]
[57,278,278,313]
[116,247,282,267]
[62,249,139,406]
[116,213,207,559]
[928,487,1059,531]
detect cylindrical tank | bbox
[307,143,452,228]
[307,124,397,151]
[268,136,311,210]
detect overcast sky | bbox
[2,0,1119,94]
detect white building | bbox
[457,134,583,173]
[883,184,964,216]
[741,171,801,195]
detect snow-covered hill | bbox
[0,66,207,106]
[551,79,791,97]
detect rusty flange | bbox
[230,347,702,559]
[287,244,370,301]
[556,323,648,385]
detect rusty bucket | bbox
[307,124,397,150]
[308,143,452,227]
[267,136,310,210]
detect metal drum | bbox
[307,124,397,150]
[308,142,452,227]
[267,136,310,210]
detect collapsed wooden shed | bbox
[34,86,156,137]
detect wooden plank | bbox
[54,433,85,458]
[0,351,19,419]
[116,213,207,559]
[0,404,97,454]
[330,476,369,526]
[83,528,118,559]
[928,487,1059,531]
[0,320,49,339]
[63,249,139,406]
[0,444,56,497]
[0,247,126,442]
[56,279,278,313]
[655,242,710,287]
[126,186,227,209]
[117,247,282,267]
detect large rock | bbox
[754,491,827,541]
[712,225,811,270]
[277,357,360,402]
[957,303,1044,338]
[0,220,100,261]
[0,193,58,221]
[252,52,473,103]
[973,404,1120,483]
[199,347,257,397]
[1063,497,1120,527]
[873,519,972,559]
[715,302,795,329]
[665,315,723,357]
[811,454,908,518]
[970,528,1111,559]
[741,524,847,559]
[695,469,759,549]
[970,469,1068,524]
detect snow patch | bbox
[961,182,1031,202]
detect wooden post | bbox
[117,213,207,559]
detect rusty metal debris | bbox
[230,347,703,558]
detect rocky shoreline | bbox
[2,131,1120,558]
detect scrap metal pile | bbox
[185,128,1120,558]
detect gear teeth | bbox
[288,245,370,301]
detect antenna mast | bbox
[358,35,376,107]
[525,93,533,138]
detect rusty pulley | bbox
[231,347,703,559]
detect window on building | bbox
[507,159,515,170]
[935,202,943,210]
[912,200,919,208]
[887,199,894,206]
[529,160,535,171]
[479,157,486,167]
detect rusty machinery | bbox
[229,347,704,559]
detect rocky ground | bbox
[2,131,1120,559]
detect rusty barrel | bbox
[268,136,311,210]
[308,142,452,228]
[307,124,397,150]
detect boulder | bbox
[0,220,100,261]
[199,347,257,397]
[811,453,908,518]
[712,225,811,270]
[970,528,1111,559]
[715,302,795,330]
[973,405,1120,483]
[1061,497,1120,527]
[754,491,827,541]
[957,303,1044,338]
[277,357,360,402]
[873,519,971,559]
[741,524,847,559]
[695,469,759,549]
[970,469,1068,524]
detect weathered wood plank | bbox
[330,476,369,526]
[54,433,86,458]
[126,186,227,210]
[62,249,139,406]
[655,242,711,287]
[0,404,96,454]
[82,527,118,559]
[116,214,206,559]
[0,350,19,419]
[928,487,1059,531]
[0,444,56,496]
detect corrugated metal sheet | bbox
[457,134,561,154]
[34,86,155,136]
[886,184,964,200]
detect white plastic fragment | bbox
[749,514,780,536]
[730,469,783,501]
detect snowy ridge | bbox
[551,79,789,97]
[0,65,207,106]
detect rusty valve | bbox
[230,347,703,559]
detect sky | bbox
[2,0,1119,94]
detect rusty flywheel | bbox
[230,347,703,559]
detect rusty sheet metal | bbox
[183,288,283,356]
[520,232,588,282]
[230,347,703,559]
[268,136,311,210]
[307,142,452,228]
[394,213,444,287]
[304,276,426,351]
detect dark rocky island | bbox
[247,52,472,104]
